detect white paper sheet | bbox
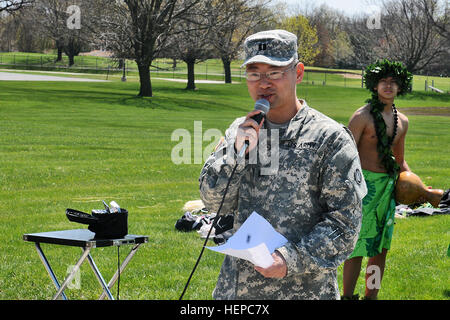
[207,211,288,268]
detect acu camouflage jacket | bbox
[199,101,367,300]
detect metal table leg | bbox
[85,249,115,300]
[98,243,142,300]
[33,241,144,300]
[52,247,91,300]
[35,243,68,300]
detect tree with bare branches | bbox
[164,4,214,90]
[31,0,110,66]
[206,0,274,84]
[344,16,381,69]
[420,0,449,40]
[32,0,68,62]
[379,0,447,73]
[0,0,33,12]
[118,0,201,97]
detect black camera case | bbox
[66,208,128,239]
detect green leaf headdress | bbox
[363,59,413,177]
[364,59,413,99]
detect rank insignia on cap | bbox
[258,43,267,51]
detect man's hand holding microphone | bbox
[235,99,270,158]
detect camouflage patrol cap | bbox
[241,29,298,68]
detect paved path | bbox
[153,77,240,84]
[0,71,108,82]
[0,70,239,84]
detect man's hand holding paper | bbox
[207,212,288,274]
[254,250,287,278]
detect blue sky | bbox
[276,0,382,16]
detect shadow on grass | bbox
[399,91,450,103]
[117,94,248,113]
[0,81,251,113]
[398,106,450,116]
[444,289,450,298]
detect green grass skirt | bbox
[348,169,397,258]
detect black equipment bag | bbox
[66,208,128,239]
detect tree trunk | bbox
[63,37,81,67]
[68,54,75,66]
[137,62,152,97]
[56,41,63,62]
[185,60,196,90]
[57,47,63,62]
[221,56,232,84]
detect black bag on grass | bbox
[175,210,212,232]
[175,210,234,237]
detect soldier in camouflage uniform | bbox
[199,30,367,300]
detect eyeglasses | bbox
[245,63,298,82]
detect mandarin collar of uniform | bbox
[280,99,309,141]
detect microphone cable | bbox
[179,160,240,300]
[117,245,120,300]
[179,103,266,300]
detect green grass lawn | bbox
[0,77,449,300]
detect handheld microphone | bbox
[238,98,270,158]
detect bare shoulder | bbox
[396,110,409,135]
[397,110,409,125]
[349,104,372,125]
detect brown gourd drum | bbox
[395,171,444,207]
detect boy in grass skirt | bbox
[343,60,413,300]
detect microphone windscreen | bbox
[254,99,270,114]
[251,99,270,126]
